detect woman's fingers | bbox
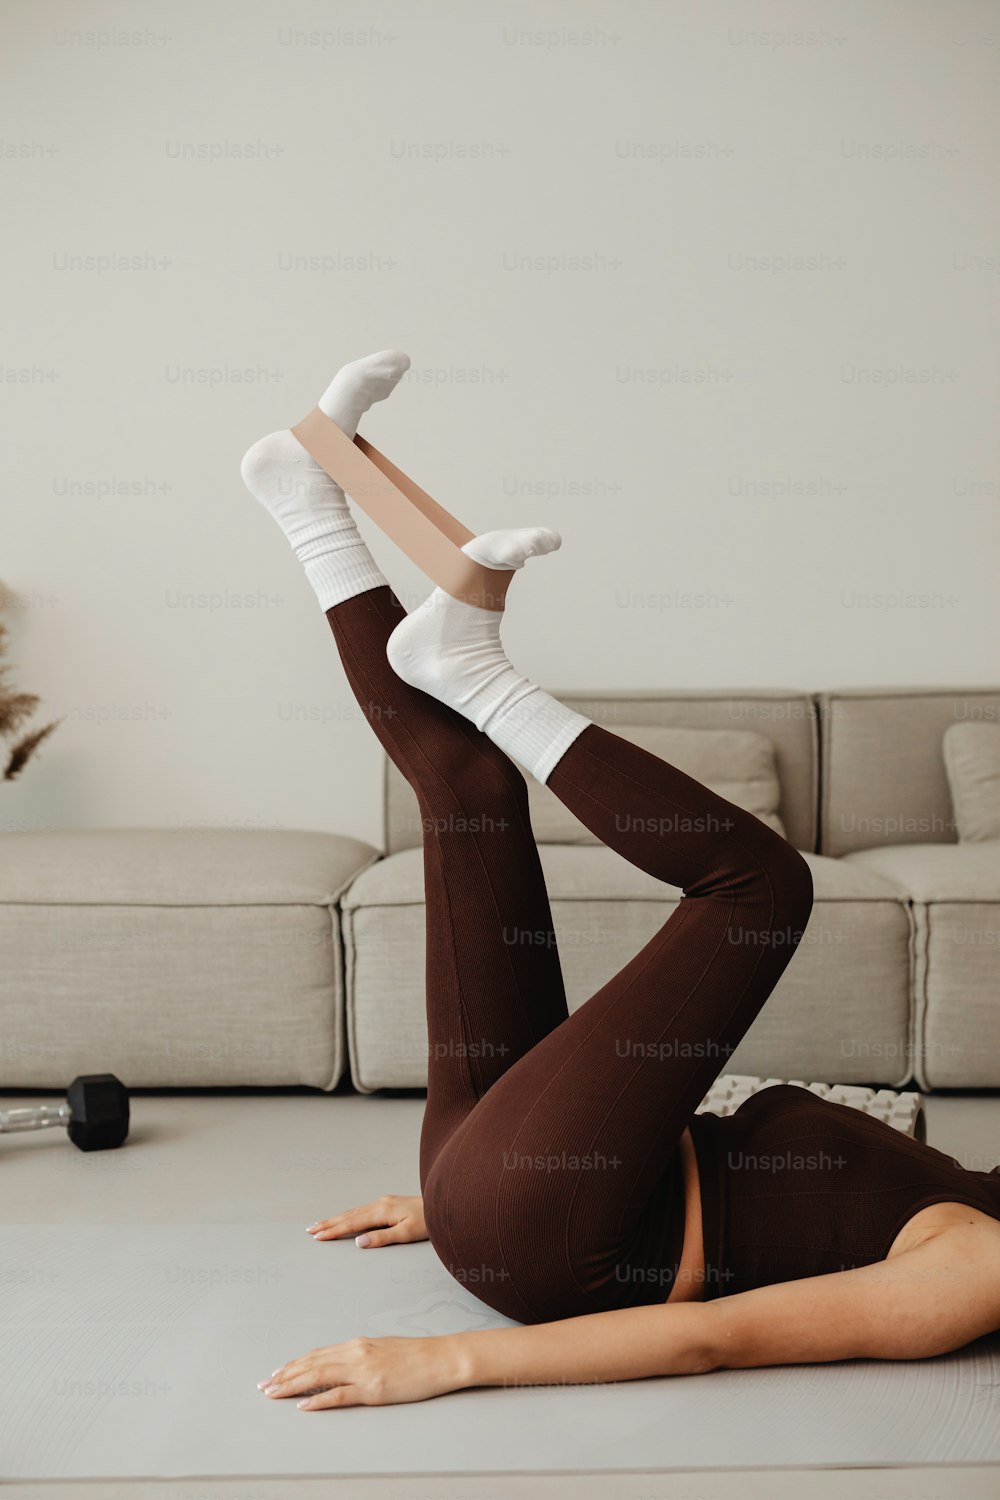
[308,1217,366,1241]
[261,1336,450,1409]
[307,1195,426,1243]
[353,1224,410,1249]
[263,1346,339,1390]
[260,1369,322,1399]
[307,1200,394,1239]
[299,1385,358,1410]
[306,1212,368,1239]
[263,1340,369,1406]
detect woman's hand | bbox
[259,1334,470,1409]
[306,1194,427,1249]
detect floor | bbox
[2,1087,998,1497]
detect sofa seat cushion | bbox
[0,830,379,1090]
[344,845,913,1092]
[843,841,1000,901]
[343,843,905,909]
[344,843,679,908]
[843,843,1000,1089]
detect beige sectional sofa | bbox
[1,687,997,1095]
[0,830,378,1090]
[819,689,1000,1089]
[344,686,1000,1095]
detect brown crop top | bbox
[687,1083,1000,1299]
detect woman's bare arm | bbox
[454,1302,713,1390]
[707,1221,1000,1368]
[455,1225,1000,1392]
[263,1222,1000,1407]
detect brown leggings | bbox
[328,586,814,1324]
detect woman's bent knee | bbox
[762,836,814,936]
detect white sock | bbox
[385,530,590,784]
[240,350,410,610]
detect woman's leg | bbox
[240,352,573,1182]
[423,728,813,1323]
[380,503,814,1324]
[243,353,813,1325]
[325,583,573,1180]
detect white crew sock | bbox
[385,529,590,784]
[239,350,410,610]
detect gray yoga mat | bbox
[1,1222,998,1479]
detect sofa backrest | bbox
[817,687,1000,856]
[383,689,818,854]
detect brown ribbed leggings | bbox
[328,586,814,1325]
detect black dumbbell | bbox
[0,1074,129,1152]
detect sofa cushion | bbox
[345,843,676,907]
[511,726,786,845]
[943,722,1000,842]
[843,842,1000,902]
[0,830,379,1090]
[843,843,1000,1089]
[344,845,913,1092]
[816,688,1000,856]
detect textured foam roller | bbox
[697,1073,926,1140]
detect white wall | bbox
[3,0,998,847]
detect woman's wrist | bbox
[442,1330,488,1390]
[444,1327,542,1390]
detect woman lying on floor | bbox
[240,351,1000,1410]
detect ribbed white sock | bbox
[386,529,591,784]
[240,350,410,610]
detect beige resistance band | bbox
[290,407,514,611]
